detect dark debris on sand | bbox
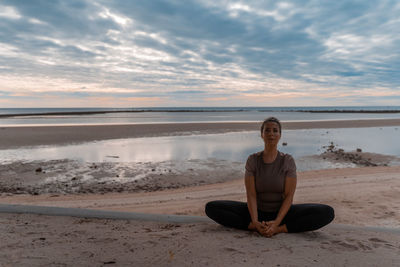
[322,142,388,167]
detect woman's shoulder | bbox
[279,152,297,176]
[246,151,262,165]
[278,151,295,162]
[247,151,263,159]
[278,151,296,170]
[245,151,262,172]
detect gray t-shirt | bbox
[245,151,297,212]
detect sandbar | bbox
[1,118,400,149]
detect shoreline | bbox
[0,150,397,196]
[1,116,399,127]
[2,108,400,118]
[1,119,400,149]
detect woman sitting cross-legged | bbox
[205,117,335,237]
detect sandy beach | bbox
[1,120,400,266]
[2,166,400,228]
[1,213,399,266]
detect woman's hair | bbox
[261,117,282,134]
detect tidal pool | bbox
[0,127,399,171]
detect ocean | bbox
[1,106,400,126]
[2,128,399,171]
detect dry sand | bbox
[1,120,400,266]
[2,166,400,228]
[1,213,399,267]
[1,166,399,266]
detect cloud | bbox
[0,5,22,19]
[0,0,399,107]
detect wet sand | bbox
[1,118,400,149]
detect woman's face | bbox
[261,122,281,146]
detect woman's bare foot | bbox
[277,224,288,234]
[248,222,257,230]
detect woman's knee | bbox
[205,201,220,218]
[315,204,335,225]
[324,205,335,223]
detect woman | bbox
[205,117,334,237]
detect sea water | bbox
[1,127,399,171]
[1,106,400,126]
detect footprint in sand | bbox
[233,234,247,239]
[159,223,181,230]
[368,237,387,243]
[367,237,396,249]
[223,247,244,254]
[356,241,372,251]
[376,211,396,219]
[330,240,359,251]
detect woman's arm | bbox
[245,174,266,234]
[264,176,297,236]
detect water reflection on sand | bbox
[0,127,399,171]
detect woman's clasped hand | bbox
[250,221,280,237]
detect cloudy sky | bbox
[1,0,399,107]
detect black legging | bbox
[205,200,334,233]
